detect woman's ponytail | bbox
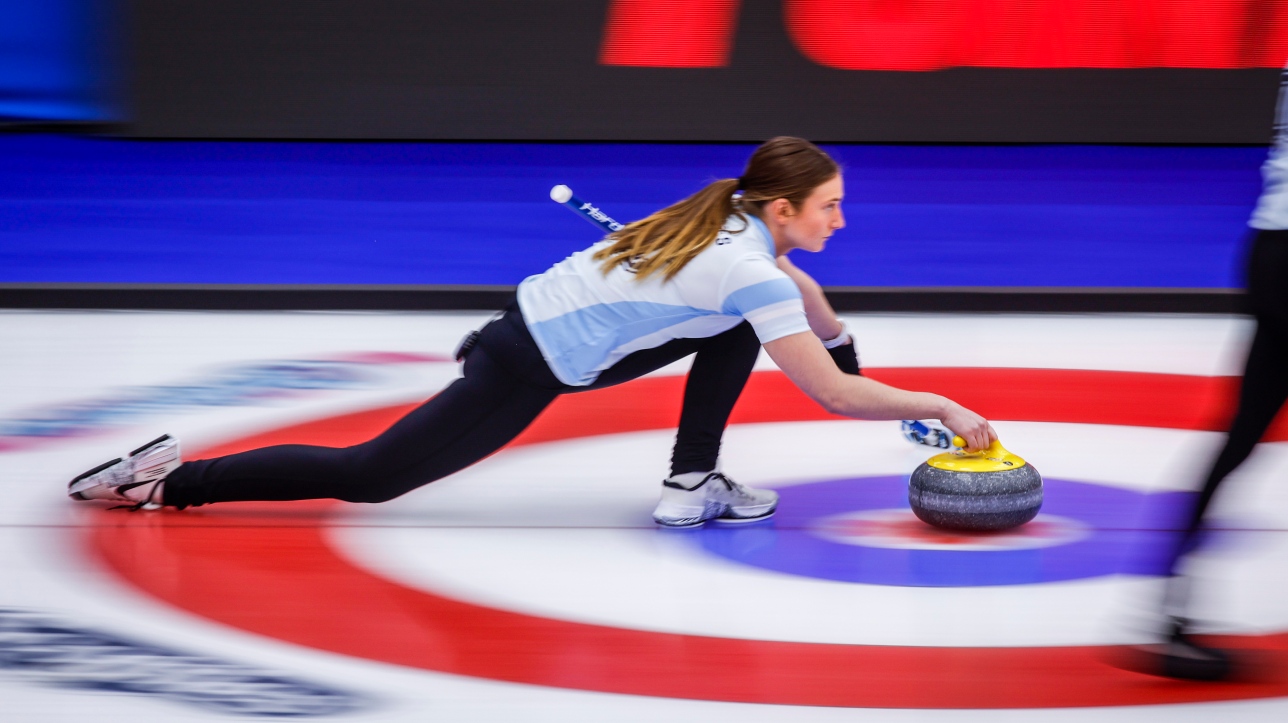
[594,137,838,281]
[593,177,741,281]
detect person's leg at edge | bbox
[1170,327,1288,572]
[1149,230,1288,679]
[1169,231,1288,575]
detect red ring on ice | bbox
[90,368,1288,708]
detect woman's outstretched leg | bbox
[159,346,559,507]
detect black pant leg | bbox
[668,323,761,475]
[578,322,762,477]
[1169,230,1288,572]
[163,345,558,507]
[160,305,762,507]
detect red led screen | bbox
[602,0,1288,70]
[132,0,1284,142]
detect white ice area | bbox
[3,310,1287,722]
[332,422,1288,648]
[0,310,487,528]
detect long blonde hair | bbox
[593,137,840,281]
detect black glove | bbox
[827,340,862,376]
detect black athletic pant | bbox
[1168,229,1288,574]
[162,305,761,508]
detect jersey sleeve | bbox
[718,255,812,344]
[1252,62,1288,230]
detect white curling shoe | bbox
[68,435,180,510]
[651,471,778,528]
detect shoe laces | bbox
[111,482,163,512]
[706,472,755,501]
[104,463,135,489]
[82,460,133,497]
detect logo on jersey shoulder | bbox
[614,226,734,274]
[620,254,644,274]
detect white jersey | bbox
[517,214,811,386]
[1251,63,1288,230]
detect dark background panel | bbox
[129,0,1282,143]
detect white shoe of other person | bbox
[652,471,778,528]
[68,435,180,510]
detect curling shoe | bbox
[68,435,180,510]
[652,471,778,528]
[1114,617,1235,682]
[1151,618,1234,681]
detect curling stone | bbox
[908,437,1042,532]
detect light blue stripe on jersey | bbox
[528,301,726,385]
[721,278,803,316]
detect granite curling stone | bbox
[908,438,1042,532]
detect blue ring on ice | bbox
[695,476,1193,587]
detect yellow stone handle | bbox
[953,436,1006,455]
[930,437,1027,472]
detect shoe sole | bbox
[653,505,715,528]
[711,509,776,525]
[653,505,777,528]
[131,434,173,457]
[1105,644,1234,682]
[653,518,706,529]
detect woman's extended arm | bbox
[762,331,998,450]
[776,255,844,341]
